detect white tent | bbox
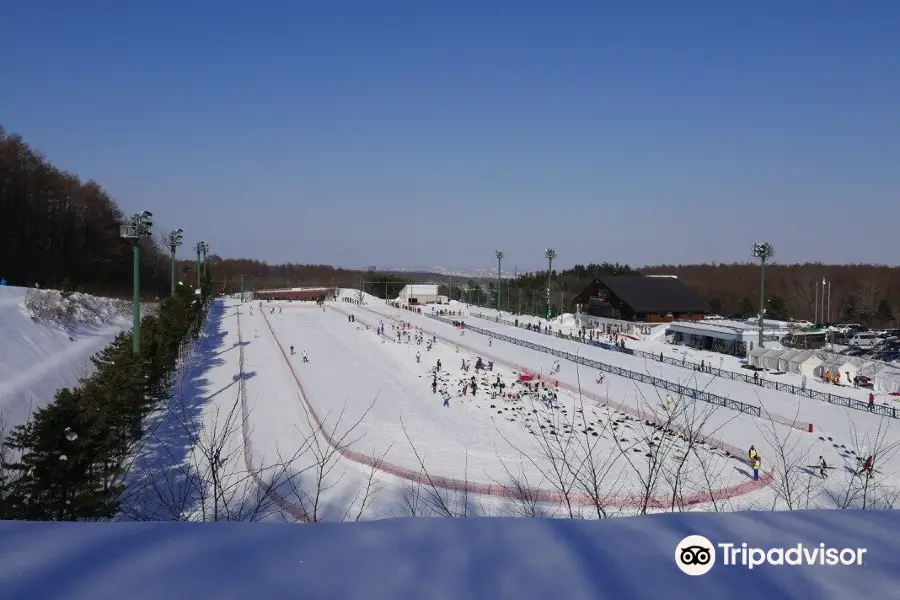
[874,366,900,394]
[836,361,859,384]
[787,350,815,374]
[762,348,785,370]
[777,349,801,372]
[748,347,768,368]
[799,355,823,378]
[816,360,846,383]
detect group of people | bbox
[749,444,877,481]
[288,345,309,363]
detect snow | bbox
[0,286,131,430]
[469,307,896,405]
[1,511,899,600]
[121,294,900,521]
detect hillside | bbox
[0,286,131,430]
[0,510,895,599]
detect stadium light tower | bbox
[495,250,504,312]
[194,241,209,289]
[120,211,153,355]
[167,229,184,298]
[751,242,775,348]
[545,248,556,319]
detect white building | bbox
[667,318,790,357]
[397,284,439,305]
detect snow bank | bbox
[0,286,131,429]
[0,511,896,599]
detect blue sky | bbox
[2,1,898,270]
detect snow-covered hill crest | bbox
[0,286,132,430]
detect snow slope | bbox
[1,511,898,600]
[124,295,900,521]
[0,286,131,430]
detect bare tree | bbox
[119,390,310,522]
[284,395,385,522]
[754,399,823,510]
[398,415,482,518]
[829,416,900,510]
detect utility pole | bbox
[195,242,203,290]
[120,211,153,355]
[751,242,774,348]
[167,228,183,297]
[495,250,504,313]
[544,248,556,319]
[240,274,245,303]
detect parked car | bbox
[847,331,879,347]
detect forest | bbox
[2,124,896,326]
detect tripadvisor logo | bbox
[675,535,867,575]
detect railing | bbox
[423,313,767,421]
[466,311,899,420]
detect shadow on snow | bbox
[118,300,257,520]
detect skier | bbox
[748,445,758,466]
[665,394,673,411]
[752,456,760,481]
[859,455,874,476]
[302,350,308,363]
[442,390,451,407]
[416,351,421,363]
[432,378,438,394]
[290,345,295,355]
[489,338,492,347]
[818,455,829,478]
[596,373,605,384]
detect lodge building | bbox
[570,276,708,324]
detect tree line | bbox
[463,261,896,326]
[0,126,189,297]
[0,274,211,520]
[641,263,898,326]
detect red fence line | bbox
[255,303,772,509]
[236,306,312,522]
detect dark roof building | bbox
[571,276,708,323]
[255,287,330,301]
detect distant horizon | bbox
[3,2,898,266]
[208,258,900,273]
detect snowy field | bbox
[0,286,131,431]
[123,293,900,521]
[3,510,899,600]
[470,306,895,405]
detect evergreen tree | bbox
[767,295,788,320]
[842,294,859,322]
[739,296,755,317]
[875,299,894,326]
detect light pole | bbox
[194,241,209,290]
[120,211,153,355]
[544,248,556,319]
[494,250,503,313]
[167,229,183,297]
[751,242,774,348]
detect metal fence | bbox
[466,311,899,420]
[424,313,773,422]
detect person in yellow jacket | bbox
[748,445,758,465]
[753,457,760,481]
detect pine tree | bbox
[875,299,895,327]
[767,295,788,320]
[739,296,755,317]
[842,294,859,322]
